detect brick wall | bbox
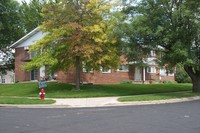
[14,49,174,83]
[15,48,29,82]
[145,67,175,81]
[56,65,174,84]
[15,48,40,82]
[81,70,134,84]
[57,67,135,84]
[56,68,76,83]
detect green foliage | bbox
[24,0,120,88]
[122,0,200,91]
[0,0,49,74]
[163,80,177,84]
[175,63,192,83]
[120,80,133,84]
[19,0,48,33]
[0,0,24,48]
[0,0,25,74]
[123,0,200,67]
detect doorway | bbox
[134,67,142,81]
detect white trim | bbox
[143,67,146,81]
[82,62,94,73]
[147,66,156,73]
[24,46,29,50]
[160,68,174,76]
[134,67,142,81]
[10,28,39,48]
[100,67,111,74]
[117,65,129,72]
[150,50,156,57]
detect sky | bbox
[16,0,30,4]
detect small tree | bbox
[25,0,119,90]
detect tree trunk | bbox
[192,77,200,92]
[75,56,81,90]
[184,65,200,92]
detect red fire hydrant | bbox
[39,88,45,100]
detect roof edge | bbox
[10,27,40,49]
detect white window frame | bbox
[117,65,129,72]
[1,79,5,83]
[147,66,156,73]
[160,68,166,76]
[150,50,156,57]
[160,68,174,76]
[82,62,93,73]
[30,69,38,81]
[30,52,36,59]
[101,67,111,74]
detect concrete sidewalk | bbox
[1,96,200,108]
[52,96,200,108]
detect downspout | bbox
[143,67,146,83]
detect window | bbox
[30,52,36,59]
[160,68,166,76]
[82,67,87,73]
[31,69,38,80]
[1,79,5,83]
[117,65,129,72]
[83,67,93,73]
[147,67,156,73]
[150,50,156,57]
[160,68,174,76]
[101,67,111,73]
[24,46,29,51]
[82,62,93,73]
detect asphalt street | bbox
[0,100,200,133]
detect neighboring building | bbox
[0,70,15,84]
[0,54,15,84]
[10,28,175,84]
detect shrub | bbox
[120,80,133,84]
[163,80,177,84]
[175,64,192,83]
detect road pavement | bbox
[0,100,200,133]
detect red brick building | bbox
[11,28,174,84]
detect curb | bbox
[0,96,200,108]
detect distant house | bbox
[0,53,15,84]
[10,28,175,84]
[0,70,15,84]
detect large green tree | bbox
[25,0,119,89]
[0,0,24,75]
[123,0,200,92]
[19,0,54,33]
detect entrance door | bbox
[135,67,142,81]
[31,69,38,80]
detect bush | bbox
[120,80,133,84]
[175,64,192,83]
[163,80,177,84]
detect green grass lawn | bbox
[0,97,55,104]
[118,92,200,102]
[0,82,193,98]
